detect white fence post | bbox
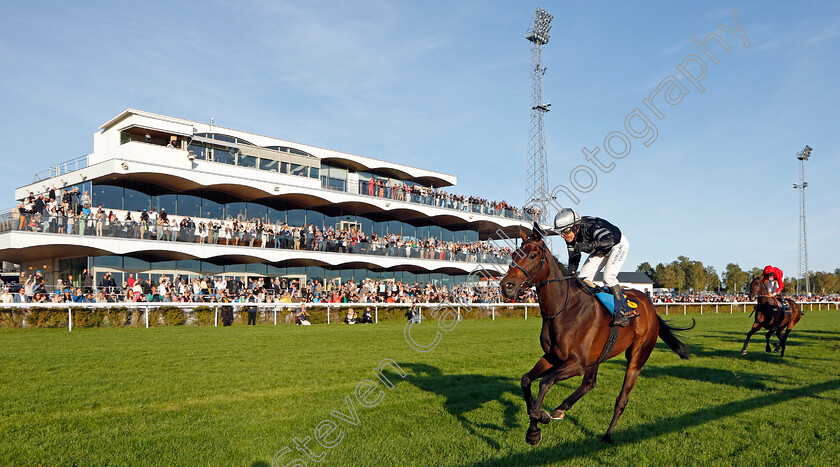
[524,306,528,320]
[665,304,668,315]
[374,306,378,324]
[214,307,218,327]
[274,307,277,325]
[700,304,703,315]
[683,304,686,315]
[68,309,72,332]
[145,307,149,328]
[492,307,495,321]
[327,307,330,325]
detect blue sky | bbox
[1,1,838,276]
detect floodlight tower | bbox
[793,145,812,295]
[525,8,553,223]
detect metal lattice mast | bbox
[793,145,812,295]
[525,8,553,223]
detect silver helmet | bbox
[553,208,580,231]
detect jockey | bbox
[761,265,790,312]
[554,208,630,327]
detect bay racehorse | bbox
[740,276,801,357]
[500,225,693,445]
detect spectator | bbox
[295,303,311,325]
[246,292,259,325]
[345,308,357,324]
[0,287,13,303]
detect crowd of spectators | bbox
[7,189,513,264]
[652,293,753,303]
[652,292,840,303]
[0,272,536,305]
[4,271,837,309]
[359,180,541,220]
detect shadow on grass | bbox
[641,364,779,390]
[683,328,836,361]
[467,378,840,467]
[700,326,839,342]
[400,363,522,450]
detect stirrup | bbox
[612,311,629,327]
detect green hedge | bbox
[7,302,815,329]
[0,304,538,328]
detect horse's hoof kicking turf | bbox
[550,410,565,420]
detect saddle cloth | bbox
[593,289,640,320]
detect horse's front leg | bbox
[741,323,760,355]
[523,359,584,445]
[521,357,554,445]
[765,329,774,353]
[551,364,599,420]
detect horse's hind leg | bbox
[778,327,792,357]
[765,329,774,353]
[741,324,760,355]
[551,365,599,420]
[603,343,652,443]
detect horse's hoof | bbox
[602,433,614,444]
[526,427,542,445]
[539,410,551,425]
[740,350,748,356]
[550,409,566,420]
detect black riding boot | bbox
[609,285,630,327]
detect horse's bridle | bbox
[509,239,575,320]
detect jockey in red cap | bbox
[761,265,790,312]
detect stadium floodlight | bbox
[793,145,811,295]
[797,145,812,160]
[526,7,553,45]
[525,7,553,224]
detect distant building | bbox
[1,109,542,288]
[592,272,654,295]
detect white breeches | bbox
[579,235,630,287]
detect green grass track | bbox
[1,311,839,466]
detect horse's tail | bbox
[657,315,695,360]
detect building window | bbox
[213,147,236,165]
[92,184,123,210]
[188,143,207,160]
[238,155,257,169]
[290,164,308,177]
[152,193,177,214]
[201,198,224,219]
[124,188,150,212]
[259,158,279,172]
[227,202,247,221]
[177,194,201,217]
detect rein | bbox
[513,240,576,320]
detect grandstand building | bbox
[0,109,538,289]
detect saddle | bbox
[586,283,640,321]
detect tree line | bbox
[636,256,840,294]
